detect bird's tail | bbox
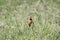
[29,24,31,27]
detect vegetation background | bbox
[0,0,60,40]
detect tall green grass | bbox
[0,0,60,40]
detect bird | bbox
[27,16,33,27]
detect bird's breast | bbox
[28,20,32,24]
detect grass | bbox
[0,0,60,40]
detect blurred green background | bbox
[0,0,60,40]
